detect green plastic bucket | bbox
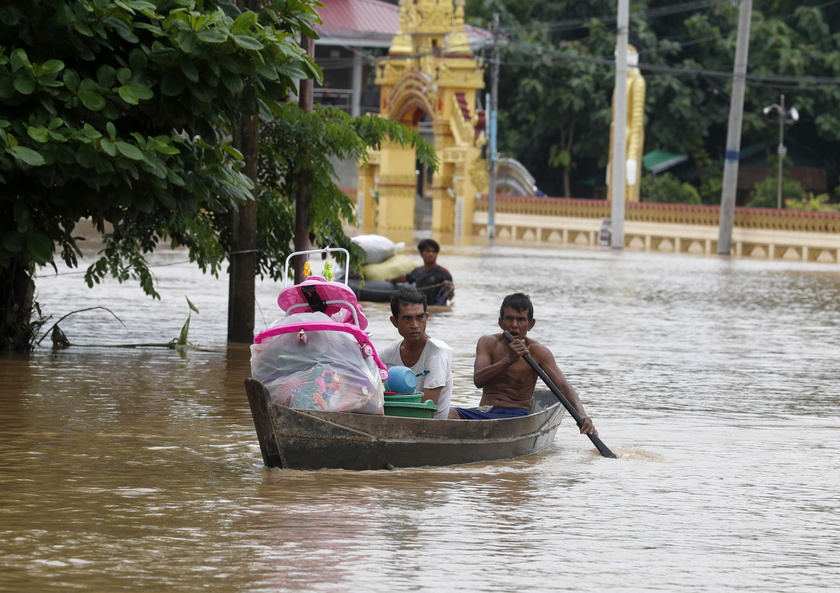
[384,392,424,403]
[383,399,438,418]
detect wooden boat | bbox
[247,247,538,471]
[245,378,565,471]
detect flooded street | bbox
[2,238,839,592]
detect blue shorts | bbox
[452,406,530,420]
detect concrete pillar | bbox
[351,52,362,117]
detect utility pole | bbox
[762,94,798,209]
[610,0,629,250]
[775,94,786,210]
[718,0,752,255]
[227,0,262,343]
[487,13,500,241]
[765,94,800,209]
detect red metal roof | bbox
[314,0,400,46]
[314,0,491,47]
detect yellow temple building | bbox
[356,0,488,235]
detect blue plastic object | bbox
[384,365,417,393]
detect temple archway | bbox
[357,0,487,234]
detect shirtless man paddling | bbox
[449,293,597,435]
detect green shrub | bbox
[640,173,702,204]
[785,193,840,212]
[746,177,806,208]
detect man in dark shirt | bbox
[387,239,454,306]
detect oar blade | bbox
[590,435,618,458]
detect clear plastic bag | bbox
[251,313,385,414]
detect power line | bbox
[499,0,724,34]
[502,48,840,87]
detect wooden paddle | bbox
[503,331,617,459]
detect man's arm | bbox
[421,385,442,406]
[442,269,454,299]
[386,267,420,284]
[531,345,597,435]
[473,334,519,388]
[418,345,452,408]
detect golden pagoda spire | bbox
[454,0,465,30]
[389,0,412,55]
[448,0,471,55]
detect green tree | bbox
[690,144,722,205]
[467,1,616,197]
[466,1,840,202]
[0,0,434,351]
[254,103,436,282]
[1,0,320,350]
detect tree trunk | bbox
[227,115,259,344]
[227,0,262,344]
[0,256,36,351]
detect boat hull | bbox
[245,378,564,470]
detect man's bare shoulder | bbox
[481,332,504,341]
[476,333,503,348]
[523,338,556,363]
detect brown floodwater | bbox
[2,236,839,592]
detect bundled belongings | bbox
[250,250,389,415]
[351,234,403,265]
[251,311,387,414]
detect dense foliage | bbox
[0,0,321,349]
[640,173,701,204]
[746,176,805,208]
[465,0,840,202]
[0,0,433,351]
[255,102,436,282]
[785,193,840,212]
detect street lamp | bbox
[763,94,799,209]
